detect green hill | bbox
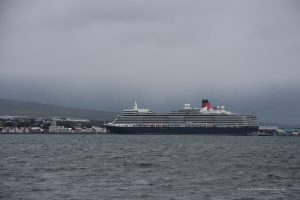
[0,99,117,121]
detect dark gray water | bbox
[0,135,299,200]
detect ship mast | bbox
[133,101,138,111]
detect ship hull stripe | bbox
[105,126,258,135]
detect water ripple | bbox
[0,134,299,200]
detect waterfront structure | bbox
[49,126,71,133]
[258,126,286,136]
[104,100,259,135]
[1,127,30,133]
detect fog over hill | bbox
[0,99,117,121]
[0,98,298,128]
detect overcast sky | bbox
[1,0,299,124]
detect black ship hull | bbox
[105,126,258,135]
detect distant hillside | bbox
[0,99,117,121]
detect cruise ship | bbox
[104,100,258,135]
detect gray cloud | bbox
[1,0,300,124]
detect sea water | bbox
[0,134,299,200]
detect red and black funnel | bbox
[202,99,212,109]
